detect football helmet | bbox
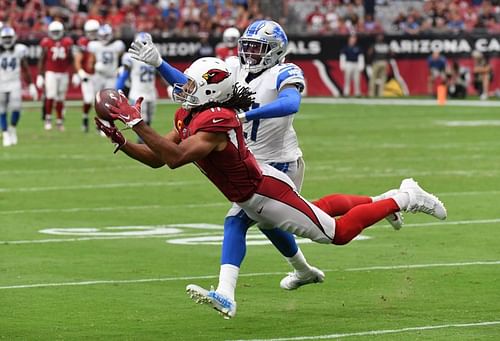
[98,24,113,43]
[0,26,16,49]
[84,19,100,40]
[222,27,240,48]
[135,31,152,44]
[173,57,234,109]
[238,20,288,73]
[48,21,64,40]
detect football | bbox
[94,88,120,121]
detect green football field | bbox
[1,100,499,340]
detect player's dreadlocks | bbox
[189,83,255,117]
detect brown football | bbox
[94,88,120,121]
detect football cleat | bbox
[44,120,52,131]
[186,284,237,319]
[280,266,325,290]
[373,189,404,230]
[2,131,12,147]
[8,126,17,145]
[399,178,447,220]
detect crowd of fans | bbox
[0,0,499,40]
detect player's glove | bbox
[107,90,144,128]
[71,73,81,87]
[36,74,44,89]
[94,117,126,153]
[78,69,89,82]
[128,35,162,67]
[28,83,38,100]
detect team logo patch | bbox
[202,69,230,84]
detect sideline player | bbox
[127,20,404,318]
[37,21,73,131]
[73,19,100,132]
[87,24,125,93]
[95,57,447,318]
[115,32,157,127]
[215,27,240,60]
[0,26,38,146]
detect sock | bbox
[333,198,400,245]
[259,227,298,257]
[0,112,7,131]
[82,113,89,131]
[285,249,311,276]
[11,111,20,126]
[45,99,54,117]
[313,194,372,217]
[83,103,91,114]
[392,192,410,210]
[55,101,64,120]
[220,214,252,267]
[216,264,239,301]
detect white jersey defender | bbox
[226,56,304,164]
[121,52,157,102]
[0,44,28,94]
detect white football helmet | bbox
[48,21,64,40]
[98,24,113,43]
[0,26,16,49]
[238,20,288,73]
[84,19,100,40]
[222,27,240,48]
[173,57,234,109]
[135,31,152,44]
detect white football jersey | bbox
[226,56,305,163]
[88,40,125,77]
[121,52,157,101]
[0,44,28,92]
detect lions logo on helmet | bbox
[238,20,288,74]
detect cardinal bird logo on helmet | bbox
[202,69,230,84]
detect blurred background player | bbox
[37,21,74,131]
[88,24,125,94]
[73,19,100,133]
[116,32,157,128]
[215,27,240,60]
[0,26,38,146]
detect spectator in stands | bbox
[306,5,325,33]
[340,34,364,97]
[472,50,493,100]
[427,49,447,96]
[446,60,469,99]
[368,33,390,97]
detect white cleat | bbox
[186,284,237,319]
[373,189,405,230]
[399,178,447,220]
[280,266,325,290]
[2,131,12,147]
[44,120,52,130]
[8,126,17,145]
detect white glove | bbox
[128,35,162,67]
[71,73,81,87]
[78,69,89,82]
[28,83,38,100]
[36,74,44,89]
[95,62,106,73]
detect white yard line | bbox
[1,260,499,290]
[227,321,500,341]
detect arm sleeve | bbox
[115,68,130,90]
[157,60,188,85]
[243,87,301,122]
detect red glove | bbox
[94,117,126,153]
[107,90,144,128]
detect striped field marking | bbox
[1,260,499,290]
[1,218,500,245]
[226,321,500,341]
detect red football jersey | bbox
[40,36,73,72]
[174,106,262,202]
[76,36,94,74]
[215,46,238,61]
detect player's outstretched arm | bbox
[128,35,187,85]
